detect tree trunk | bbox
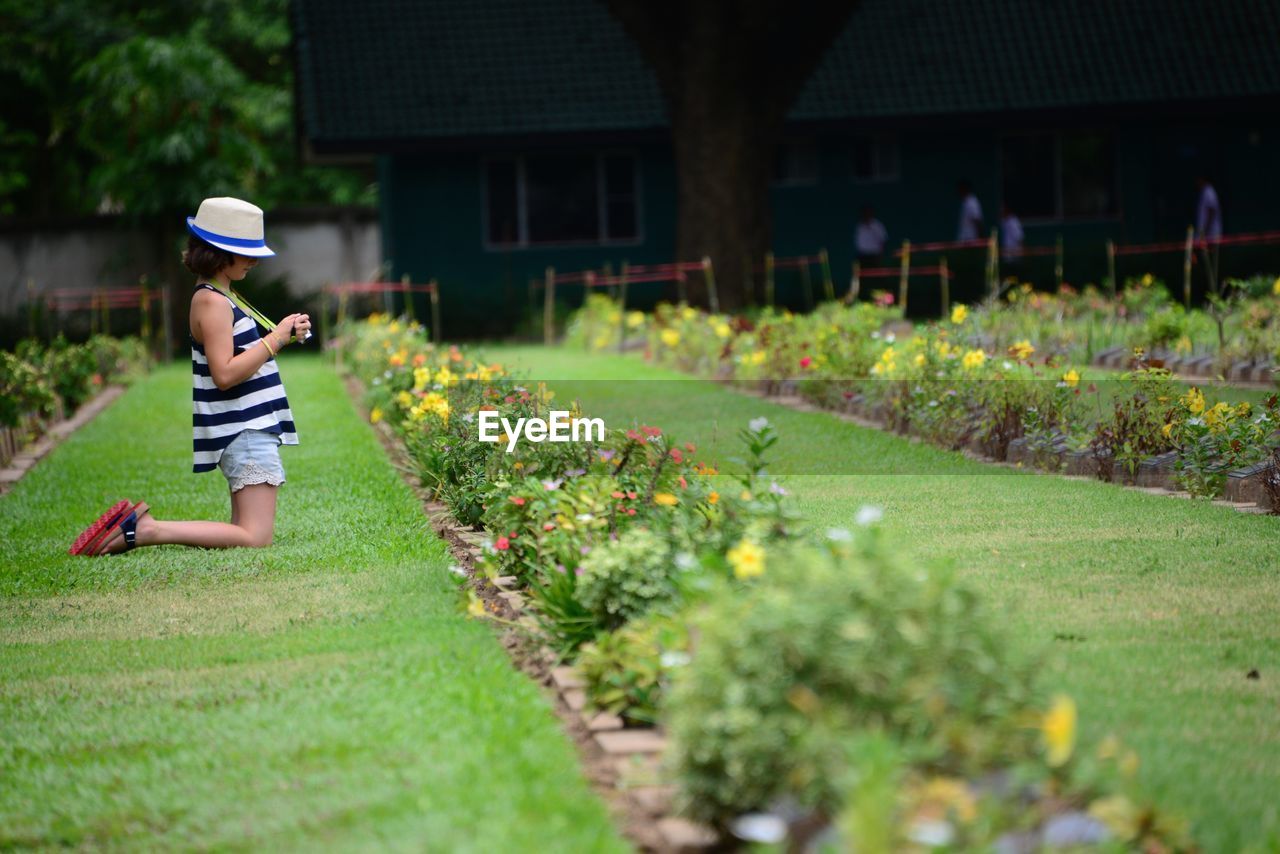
[671,98,777,310]
[602,0,859,310]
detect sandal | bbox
[69,500,132,555]
[90,501,151,556]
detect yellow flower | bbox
[727,539,765,580]
[950,304,968,324]
[434,366,458,387]
[467,593,487,619]
[1161,422,1174,439]
[660,329,681,348]
[913,353,926,367]
[396,391,414,408]
[707,491,719,505]
[680,305,697,321]
[1008,339,1035,360]
[653,492,679,507]
[413,365,432,391]
[879,345,896,364]
[388,320,402,333]
[961,349,987,370]
[1181,386,1205,415]
[1236,401,1252,418]
[369,407,383,424]
[1274,276,1280,296]
[740,490,752,501]
[746,350,766,366]
[1042,694,1077,767]
[1204,401,1232,433]
[1062,369,1080,387]
[713,322,732,339]
[626,310,646,329]
[1140,273,1154,287]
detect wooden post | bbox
[139,275,151,343]
[400,274,415,321]
[1054,234,1064,290]
[429,279,442,343]
[939,257,951,319]
[985,228,998,301]
[818,248,834,302]
[799,257,814,312]
[702,256,720,314]
[160,284,173,360]
[543,266,556,346]
[616,262,629,353]
[849,261,861,303]
[1106,239,1117,300]
[765,252,776,308]
[1182,226,1194,309]
[898,240,911,313]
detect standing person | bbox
[1000,203,1025,273]
[1195,175,1222,241]
[854,205,889,267]
[956,179,984,241]
[69,197,312,555]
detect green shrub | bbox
[577,612,689,725]
[666,533,1037,826]
[576,527,685,631]
[0,351,57,427]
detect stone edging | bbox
[341,370,720,853]
[0,385,127,495]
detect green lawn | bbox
[491,344,1280,853]
[0,357,625,852]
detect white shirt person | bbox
[1196,177,1222,241]
[855,206,888,263]
[956,180,984,241]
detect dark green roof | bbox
[294,0,1280,153]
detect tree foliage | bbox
[0,0,371,219]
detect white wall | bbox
[0,210,381,317]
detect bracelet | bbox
[263,336,277,357]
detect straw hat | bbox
[186,197,276,257]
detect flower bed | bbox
[0,335,149,469]
[343,313,1196,850]
[596,293,1280,506]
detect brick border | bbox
[0,385,127,495]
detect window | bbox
[484,153,640,248]
[852,136,899,182]
[773,142,819,186]
[1001,132,1117,220]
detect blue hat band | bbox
[187,218,268,249]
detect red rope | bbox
[1114,229,1280,256]
[893,239,989,257]
[856,266,953,278]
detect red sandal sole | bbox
[69,500,131,556]
[91,502,150,556]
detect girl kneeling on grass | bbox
[70,197,311,555]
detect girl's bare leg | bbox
[100,484,279,551]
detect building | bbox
[293,0,1280,333]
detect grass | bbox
[491,343,1280,852]
[0,356,626,852]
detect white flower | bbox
[447,564,467,578]
[909,819,955,847]
[659,651,691,668]
[461,412,475,423]
[855,505,884,526]
[769,481,788,496]
[542,478,563,491]
[675,552,697,571]
[825,527,853,542]
[575,513,595,522]
[729,814,788,844]
[885,333,896,343]
[748,416,770,433]
[1002,360,1014,370]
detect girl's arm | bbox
[193,289,301,391]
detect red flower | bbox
[509,496,526,506]
[543,522,556,531]
[626,429,644,441]
[611,491,625,499]
[626,508,637,516]
[678,476,687,489]
[641,425,662,437]
[627,491,637,500]
[800,356,813,368]
[670,448,684,463]
[495,536,510,551]
[684,442,696,452]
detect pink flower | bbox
[684,442,696,452]
[670,448,684,463]
[800,356,813,368]
[494,536,510,551]
[509,496,526,506]
[626,429,644,441]
[543,522,556,531]
[641,425,662,437]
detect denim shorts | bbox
[218,429,286,493]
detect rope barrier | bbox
[1114,229,1280,256]
[892,238,988,257]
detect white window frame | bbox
[481,151,645,251]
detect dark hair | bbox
[182,234,236,277]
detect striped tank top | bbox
[191,283,298,472]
